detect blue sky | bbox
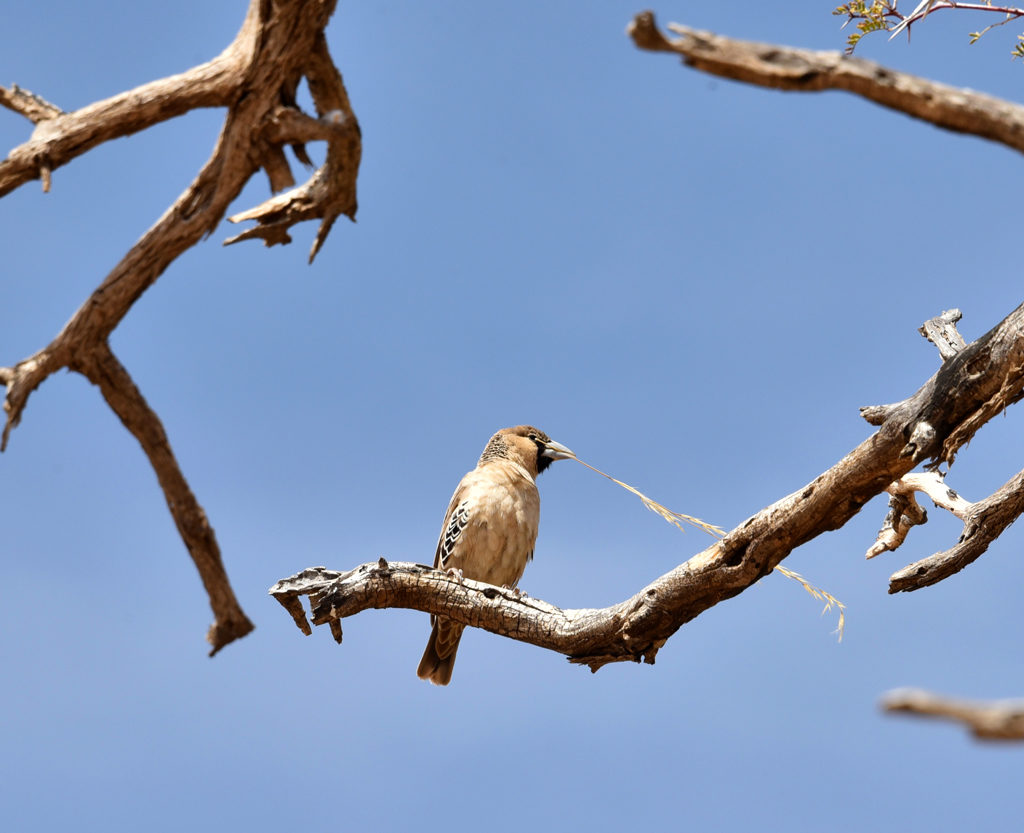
[3,2,1023,831]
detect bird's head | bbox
[480,425,575,478]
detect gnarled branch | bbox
[225,31,361,262]
[889,467,1024,592]
[273,305,1024,670]
[1,0,361,652]
[862,308,1024,589]
[865,475,935,560]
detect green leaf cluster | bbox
[833,1,897,54]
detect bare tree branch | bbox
[75,342,253,655]
[863,306,1024,586]
[883,689,1024,740]
[0,55,238,197]
[889,467,1024,591]
[888,473,973,519]
[626,11,1024,157]
[2,0,361,652]
[889,3,1024,42]
[225,31,361,262]
[273,305,1024,670]
[271,561,662,672]
[865,476,933,560]
[624,12,1024,733]
[0,84,64,124]
[866,308,971,562]
[2,91,267,451]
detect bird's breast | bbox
[449,464,540,588]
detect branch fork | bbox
[862,309,1024,592]
[1,0,360,653]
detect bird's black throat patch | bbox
[535,451,554,475]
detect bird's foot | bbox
[503,585,529,599]
[446,567,465,584]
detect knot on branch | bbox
[900,420,936,461]
[569,589,666,672]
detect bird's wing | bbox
[433,478,472,570]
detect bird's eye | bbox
[528,433,539,442]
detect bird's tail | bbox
[417,619,464,686]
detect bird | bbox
[417,425,575,686]
[889,0,940,40]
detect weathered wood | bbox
[1,0,360,653]
[627,11,1024,157]
[272,306,1024,670]
[889,467,1024,592]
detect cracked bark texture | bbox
[1,0,360,654]
[273,306,1024,671]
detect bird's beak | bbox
[540,439,575,461]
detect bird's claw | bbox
[446,567,465,584]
